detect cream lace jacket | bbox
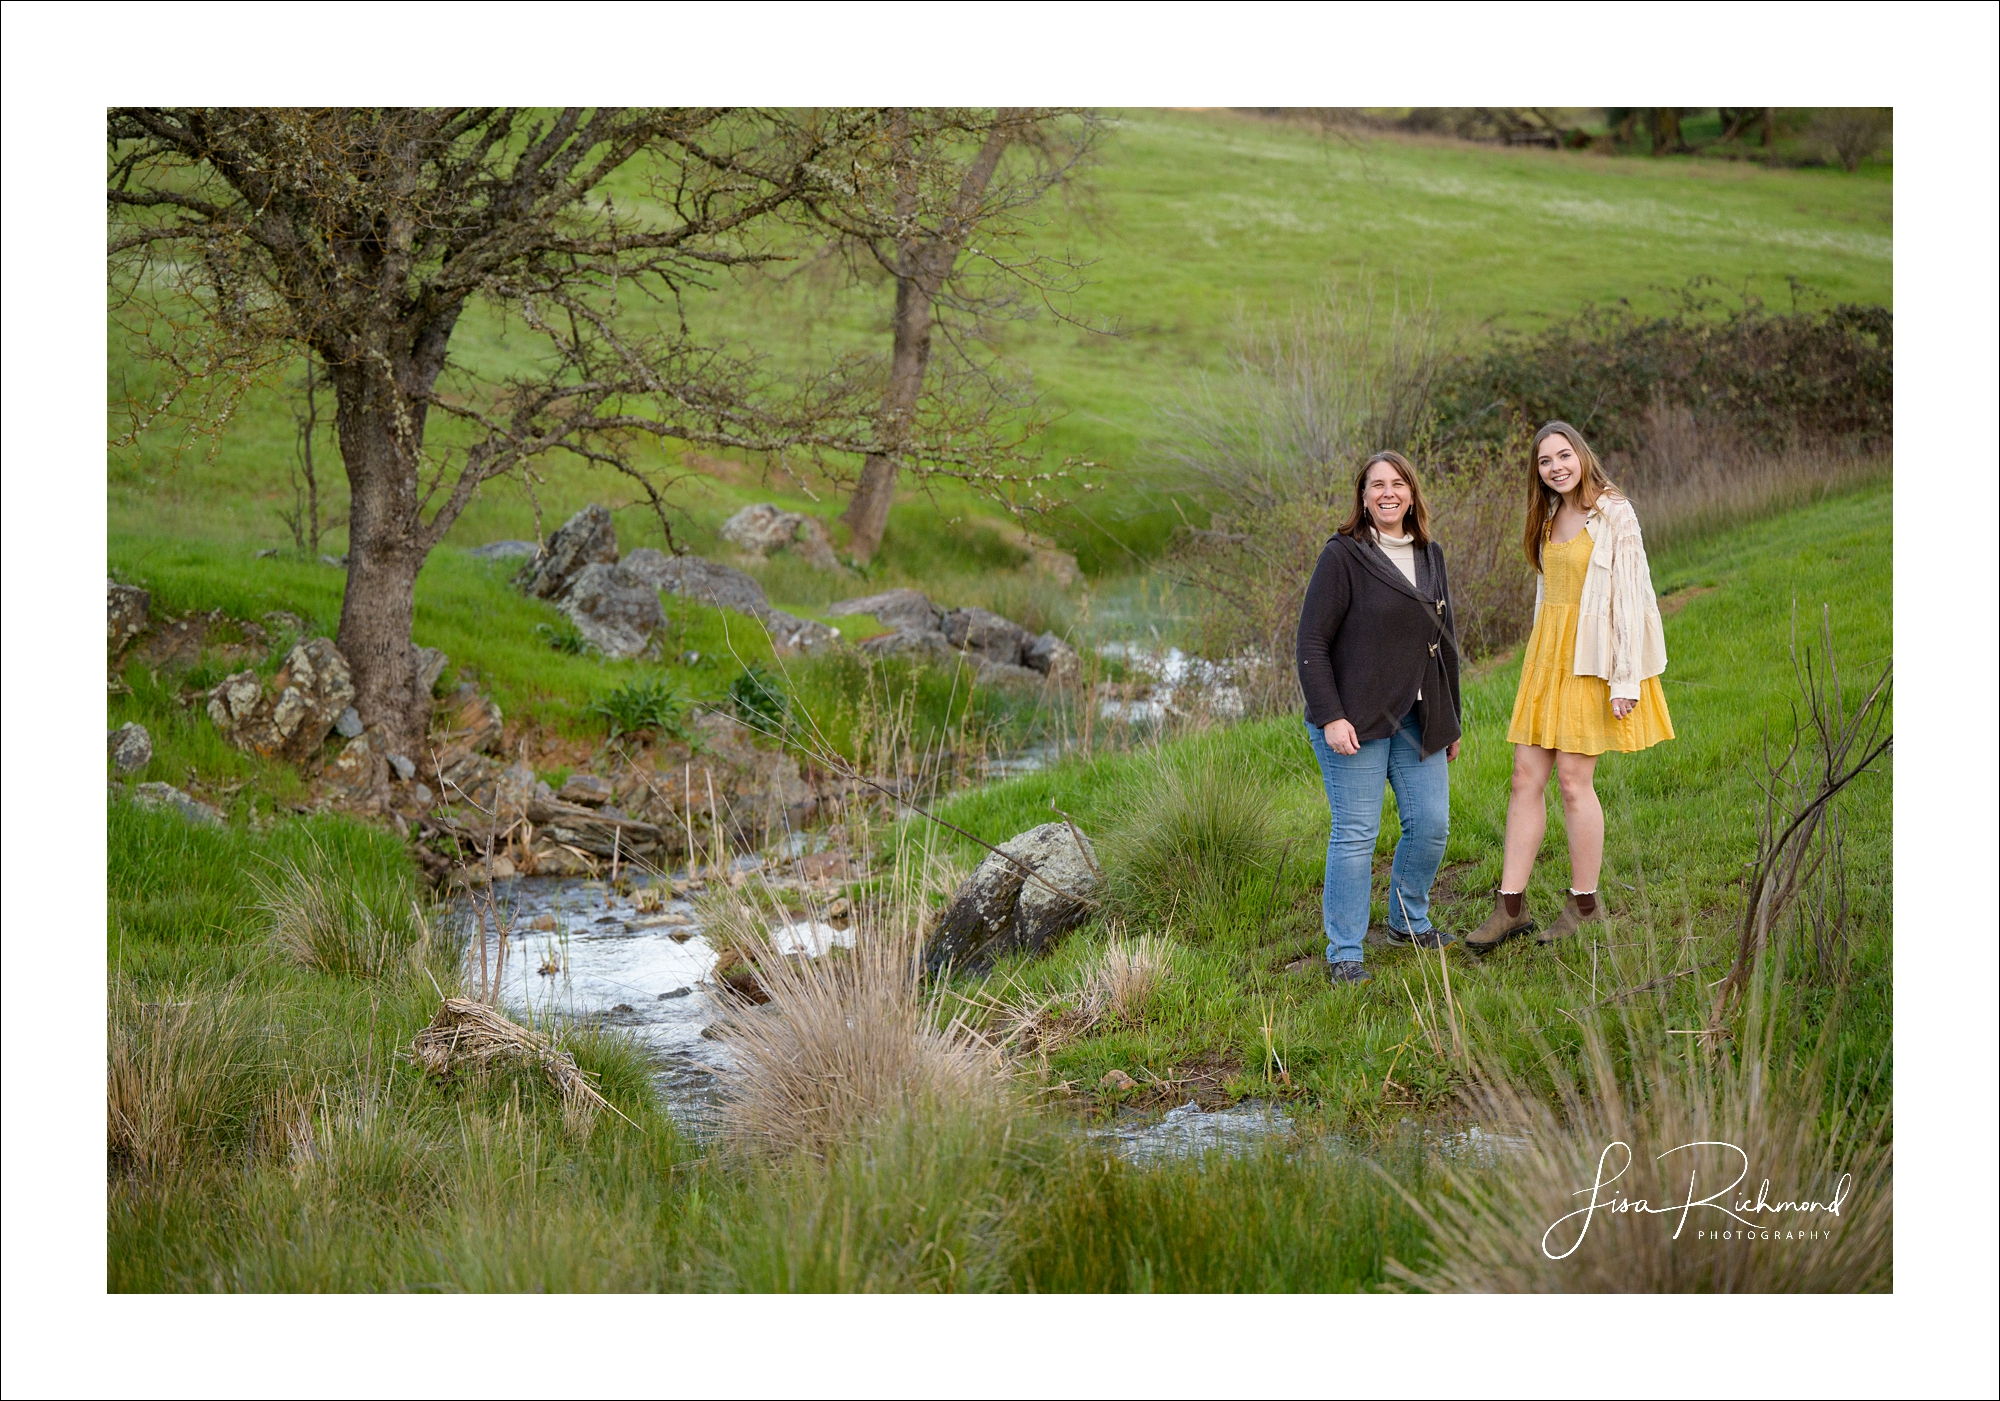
[1532,492,1668,701]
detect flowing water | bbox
[462,878,1524,1165]
[466,870,735,1138]
[460,868,1306,1160]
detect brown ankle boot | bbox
[1537,890,1605,945]
[1466,891,1535,954]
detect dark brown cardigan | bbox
[1294,532,1463,758]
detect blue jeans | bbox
[1305,713,1451,965]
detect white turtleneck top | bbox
[1372,527,1419,588]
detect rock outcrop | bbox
[622,549,838,655]
[558,562,666,659]
[322,730,389,810]
[718,503,845,572]
[108,723,153,774]
[519,504,619,599]
[426,685,507,803]
[108,581,150,657]
[833,588,1078,686]
[206,638,356,763]
[1025,631,1081,684]
[921,822,1099,977]
[469,540,539,560]
[130,781,223,826]
[416,646,451,698]
[829,588,945,634]
[557,773,615,806]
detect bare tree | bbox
[1808,108,1893,172]
[798,108,1098,563]
[109,107,887,761]
[1649,107,1686,155]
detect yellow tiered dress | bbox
[1506,529,1674,755]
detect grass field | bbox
[109,110,1893,579]
[104,110,1893,1292]
[925,486,1893,1123]
[106,487,1891,1291]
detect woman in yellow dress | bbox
[1467,421,1674,952]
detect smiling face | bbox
[1364,461,1411,534]
[1536,432,1584,500]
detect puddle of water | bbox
[1088,1098,1293,1165]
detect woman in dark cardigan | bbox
[1294,450,1463,985]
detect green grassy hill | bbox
[110,110,1893,584]
[927,486,1892,1117]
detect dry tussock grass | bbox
[1393,1010,1891,1293]
[710,849,1010,1162]
[1620,401,1889,555]
[1079,934,1171,1023]
[961,930,1175,1071]
[107,981,262,1179]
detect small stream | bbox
[466,870,734,1138]
[459,866,1313,1160]
[460,877,1532,1165]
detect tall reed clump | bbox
[107,979,269,1179]
[1097,743,1279,926]
[1392,1000,1892,1293]
[709,847,1012,1163]
[251,838,436,979]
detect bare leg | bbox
[1555,751,1604,892]
[1500,745,1556,891]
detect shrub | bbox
[587,675,693,742]
[1165,282,1892,685]
[1163,284,1450,712]
[1098,744,1279,925]
[709,856,1009,1163]
[1428,283,1892,458]
[1806,107,1891,173]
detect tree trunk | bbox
[841,272,935,563]
[1758,107,1774,147]
[330,363,432,767]
[1650,107,1683,155]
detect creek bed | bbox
[456,864,1526,1166]
[464,872,734,1138]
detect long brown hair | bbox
[1522,421,1618,571]
[1338,450,1432,548]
